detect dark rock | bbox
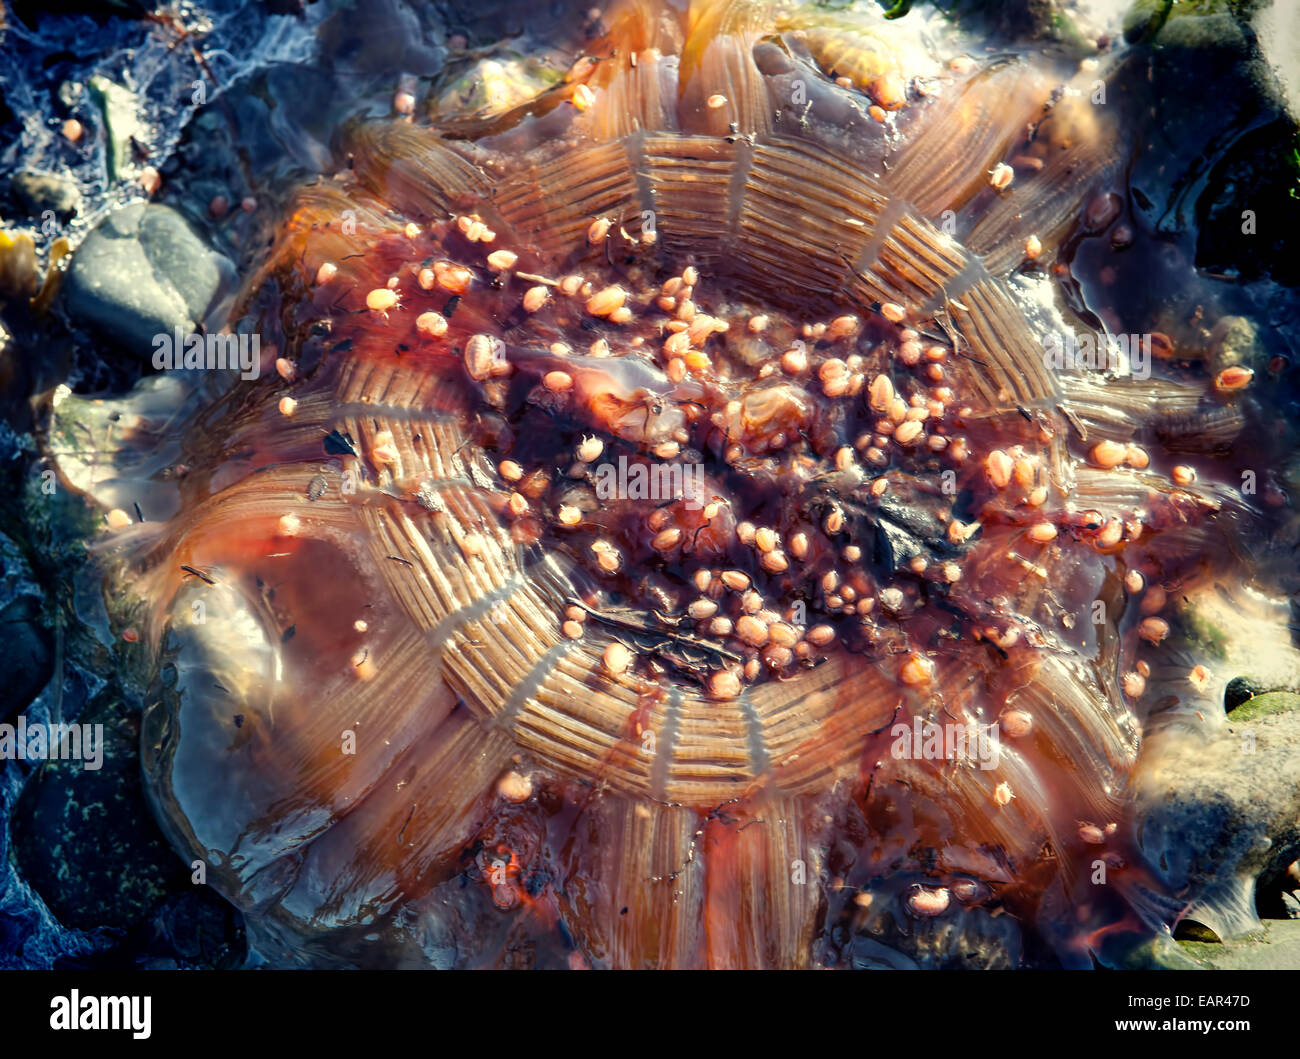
[136,890,244,969]
[1193,116,1300,287]
[1117,1,1299,285]
[9,169,83,223]
[0,597,54,725]
[0,532,51,725]
[946,0,1092,50]
[62,202,236,356]
[11,698,184,932]
[10,1,159,27]
[58,888,246,970]
[317,0,449,76]
[1133,695,1300,941]
[1225,674,1267,711]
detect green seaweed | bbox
[1123,0,1275,45]
[1287,132,1300,201]
[88,76,142,183]
[1123,0,1171,44]
[1174,603,1229,662]
[1227,691,1300,724]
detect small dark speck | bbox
[180,564,216,585]
[323,428,357,457]
[620,906,628,915]
[282,624,296,643]
[233,714,244,728]
[443,295,461,319]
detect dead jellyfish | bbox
[49,0,1287,969]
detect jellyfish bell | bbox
[49,0,1286,968]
